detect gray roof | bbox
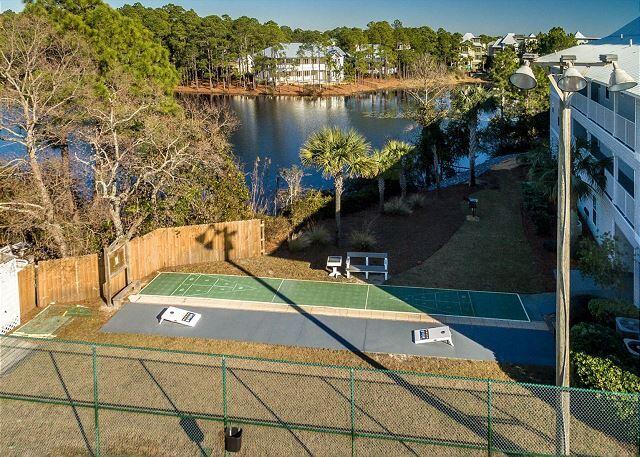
[260,43,346,58]
[536,17,640,97]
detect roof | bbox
[461,32,476,42]
[536,17,640,97]
[597,16,640,44]
[260,43,346,59]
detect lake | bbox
[0,90,492,193]
[215,90,491,192]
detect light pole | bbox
[510,53,637,455]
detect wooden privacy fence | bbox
[16,219,264,314]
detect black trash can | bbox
[224,426,243,453]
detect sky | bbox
[1,0,638,37]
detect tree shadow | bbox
[48,351,95,457]
[224,257,533,454]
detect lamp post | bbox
[510,53,636,455]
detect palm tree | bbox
[527,139,610,205]
[382,140,415,199]
[451,84,492,187]
[368,148,397,212]
[300,127,372,242]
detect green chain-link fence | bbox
[0,335,638,456]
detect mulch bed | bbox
[271,182,474,275]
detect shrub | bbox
[349,228,377,251]
[570,323,625,359]
[383,197,412,216]
[288,190,332,227]
[577,233,628,290]
[572,351,640,394]
[287,233,311,252]
[406,193,427,209]
[304,224,331,246]
[521,182,555,235]
[588,298,639,327]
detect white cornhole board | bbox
[158,306,201,327]
[412,326,454,346]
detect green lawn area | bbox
[390,168,552,294]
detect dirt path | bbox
[176,75,482,97]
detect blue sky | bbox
[2,0,637,36]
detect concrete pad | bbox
[101,303,554,366]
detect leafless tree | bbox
[405,54,451,189]
[0,15,94,257]
[248,156,271,215]
[279,165,306,208]
[77,77,237,241]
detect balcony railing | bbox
[571,93,636,151]
[615,181,635,227]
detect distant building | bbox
[574,31,600,45]
[488,33,538,56]
[459,33,487,72]
[538,17,640,306]
[256,43,346,85]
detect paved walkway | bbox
[102,303,554,366]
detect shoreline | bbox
[175,75,483,97]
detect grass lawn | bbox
[390,167,554,293]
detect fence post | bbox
[92,345,100,457]
[222,356,228,428]
[487,380,492,456]
[350,368,355,457]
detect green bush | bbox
[288,190,332,227]
[521,182,555,236]
[406,193,427,209]
[383,197,412,216]
[570,323,625,359]
[577,233,628,290]
[287,233,311,252]
[304,224,331,246]
[588,298,639,327]
[572,351,640,394]
[349,228,377,251]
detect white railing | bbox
[605,170,615,199]
[615,181,635,227]
[571,93,636,150]
[614,115,636,150]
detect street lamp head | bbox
[509,60,537,90]
[557,62,587,92]
[609,62,637,92]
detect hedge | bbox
[572,351,640,394]
[588,298,639,327]
[570,322,625,359]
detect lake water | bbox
[217,90,491,191]
[0,90,492,193]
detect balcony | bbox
[614,181,635,228]
[571,93,636,151]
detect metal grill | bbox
[0,335,638,456]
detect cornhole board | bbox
[412,326,454,346]
[158,306,201,327]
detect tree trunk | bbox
[27,142,70,257]
[468,116,477,187]
[432,143,441,191]
[399,169,407,199]
[335,175,343,244]
[378,177,385,212]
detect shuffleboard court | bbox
[139,272,530,321]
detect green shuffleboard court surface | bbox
[140,272,530,321]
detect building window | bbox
[618,159,635,197]
[592,196,597,226]
[590,82,600,103]
[605,87,610,100]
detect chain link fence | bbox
[1,335,638,456]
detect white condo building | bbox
[256,43,346,85]
[539,17,640,306]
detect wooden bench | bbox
[346,252,388,280]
